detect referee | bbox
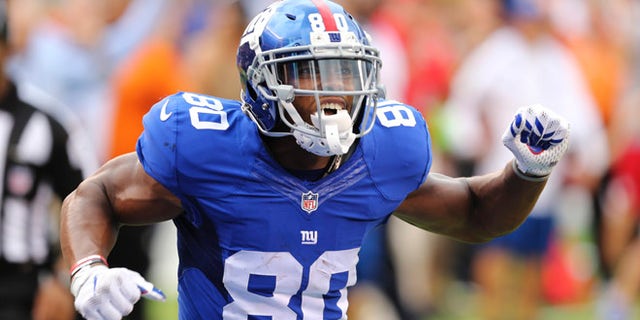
[0,4,97,319]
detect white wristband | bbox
[512,160,549,182]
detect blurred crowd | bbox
[3,0,640,319]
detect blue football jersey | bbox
[136,91,432,320]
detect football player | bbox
[60,1,570,319]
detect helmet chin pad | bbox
[293,109,356,156]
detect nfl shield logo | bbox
[301,191,319,213]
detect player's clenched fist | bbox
[70,255,164,320]
[502,104,570,180]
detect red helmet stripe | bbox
[311,0,338,31]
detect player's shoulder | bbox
[371,98,428,140]
[360,98,432,199]
[149,91,244,121]
[137,91,261,196]
[144,91,251,138]
[152,91,267,155]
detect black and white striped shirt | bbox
[0,81,96,271]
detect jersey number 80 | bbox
[222,248,359,319]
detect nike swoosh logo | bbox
[160,100,172,121]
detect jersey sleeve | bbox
[365,100,432,201]
[136,94,183,197]
[136,91,249,203]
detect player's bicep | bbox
[393,173,472,238]
[100,153,182,224]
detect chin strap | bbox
[293,109,356,156]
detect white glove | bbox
[71,264,164,320]
[502,104,570,179]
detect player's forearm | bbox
[60,180,119,269]
[464,160,547,241]
[394,161,547,243]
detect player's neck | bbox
[264,136,332,171]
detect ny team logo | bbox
[301,191,319,213]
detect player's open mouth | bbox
[321,103,343,116]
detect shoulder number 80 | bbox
[184,93,230,130]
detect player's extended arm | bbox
[60,152,182,320]
[395,105,570,243]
